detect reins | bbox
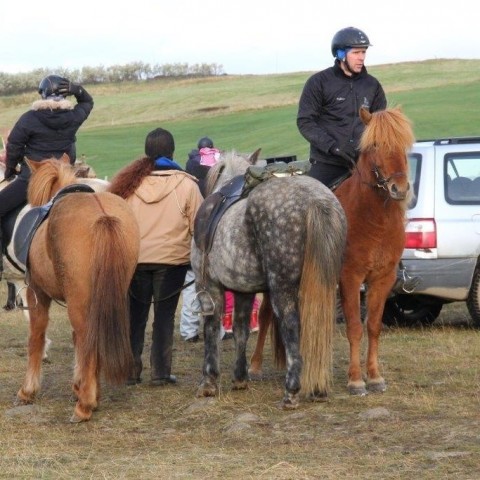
[128,278,195,305]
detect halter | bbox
[365,161,409,198]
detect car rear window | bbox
[407,153,421,209]
[445,152,480,205]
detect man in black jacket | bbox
[0,74,93,275]
[297,27,387,188]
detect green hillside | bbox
[1,59,479,178]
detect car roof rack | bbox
[417,136,480,145]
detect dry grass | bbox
[1,281,479,479]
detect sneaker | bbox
[150,375,177,386]
[185,334,200,343]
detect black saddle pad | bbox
[13,183,95,267]
[194,175,246,254]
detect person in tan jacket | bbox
[109,127,203,386]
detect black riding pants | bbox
[129,263,188,381]
[0,174,29,217]
[308,161,350,188]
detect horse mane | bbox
[204,149,261,196]
[27,158,77,206]
[360,107,415,155]
[108,157,153,199]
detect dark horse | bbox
[15,158,140,422]
[250,107,415,396]
[191,151,347,408]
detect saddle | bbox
[194,174,247,254]
[13,183,95,268]
[194,160,312,255]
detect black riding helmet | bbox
[38,75,68,99]
[197,137,214,149]
[331,27,371,58]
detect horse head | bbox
[359,107,415,203]
[204,148,261,196]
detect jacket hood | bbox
[31,98,75,130]
[134,170,197,204]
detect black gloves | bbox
[329,145,356,165]
[4,165,17,180]
[57,80,83,97]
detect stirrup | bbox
[191,290,215,316]
[393,268,420,294]
[15,285,37,310]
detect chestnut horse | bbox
[0,157,109,360]
[191,151,347,408]
[250,107,415,395]
[14,158,140,422]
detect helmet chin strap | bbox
[342,58,357,76]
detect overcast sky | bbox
[1,0,478,75]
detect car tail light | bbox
[405,218,437,249]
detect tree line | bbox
[0,62,225,96]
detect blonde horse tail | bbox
[299,202,346,395]
[83,215,134,384]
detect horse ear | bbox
[359,107,372,125]
[60,153,71,164]
[25,158,40,172]
[249,148,262,165]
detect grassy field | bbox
[1,59,480,178]
[0,280,479,479]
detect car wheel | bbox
[382,295,443,327]
[467,267,480,327]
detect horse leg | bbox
[16,289,51,405]
[197,288,224,397]
[270,294,302,409]
[3,281,16,310]
[69,302,99,423]
[364,279,394,393]
[249,293,272,378]
[231,292,255,390]
[340,278,368,395]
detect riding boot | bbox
[222,312,233,339]
[250,309,259,333]
[0,232,3,280]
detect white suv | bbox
[383,137,480,326]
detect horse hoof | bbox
[367,378,387,393]
[280,392,300,410]
[231,379,248,390]
[70,413,90,423]
[347,382,368,396]
[248,371,263,381]
[306,390,329,403]
[14,396,33,407]
[196,383,218,398]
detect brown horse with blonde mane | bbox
[15,157,140,422]
[250,106,415,395]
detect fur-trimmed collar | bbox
[32,98,74,111]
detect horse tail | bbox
[82,215,134,385]
[299,202,346,395]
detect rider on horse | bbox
[0,74,93,278]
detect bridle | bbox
[371,163,408,193]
